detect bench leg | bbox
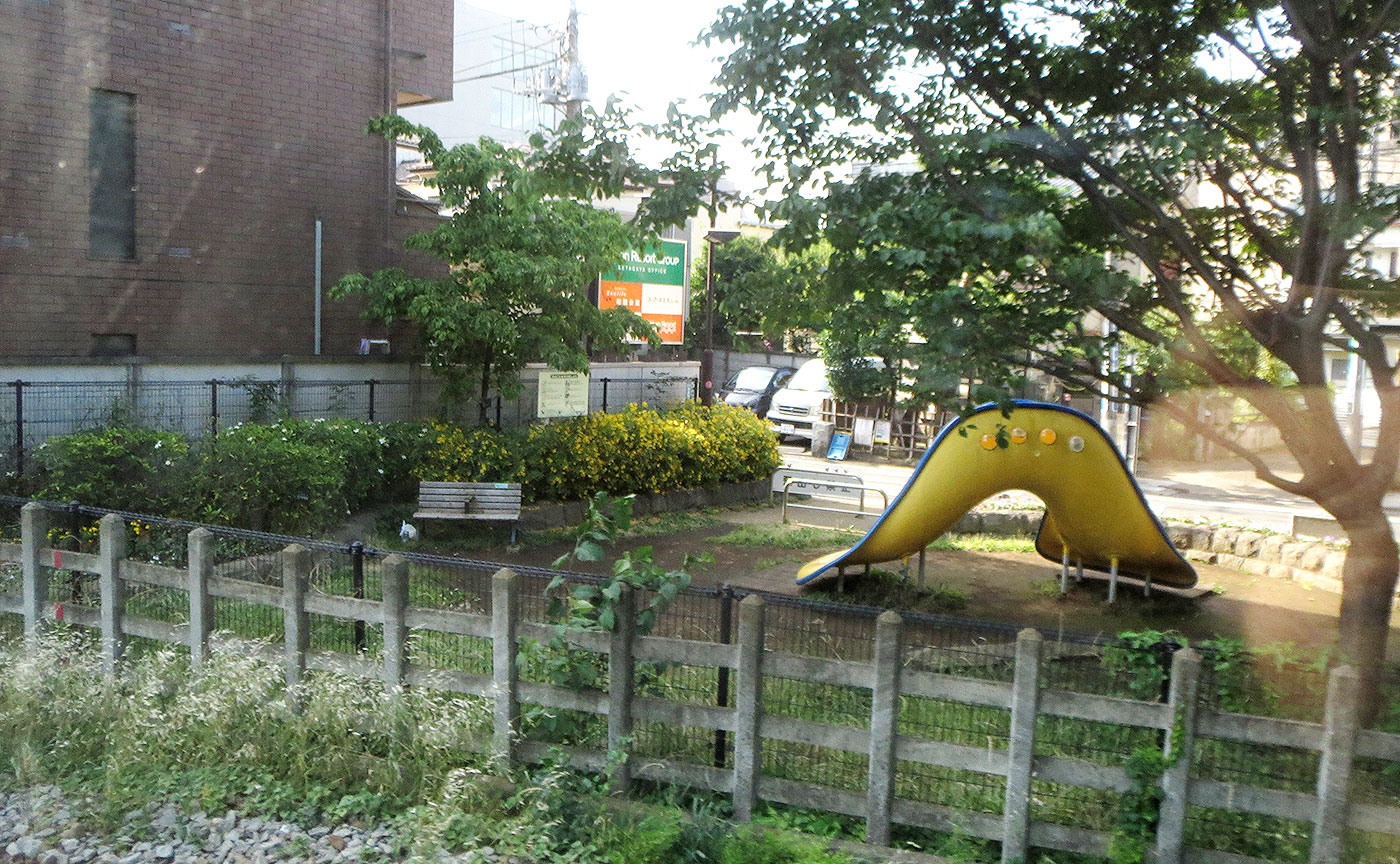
[510,525,518,545]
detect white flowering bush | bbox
[33,427,190,514]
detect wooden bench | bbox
[413,481,522,543]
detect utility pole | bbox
[562,0,584,120]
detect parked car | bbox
[766,356,885,441]
[719,365,794,417]
[765,358,832,441]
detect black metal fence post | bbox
[601,377,610,413]
[366,380,377,422]
[11,381,23,479]
[350,541,367,654]
[66,499,84,601]
[714,583,735,767]
[495,395,502,430]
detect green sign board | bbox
[603,239,687,285]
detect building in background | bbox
[401,2,574,152]
[0,0,453,360]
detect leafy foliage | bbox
[34,428,189,515]
[687,235,831,350]
[530,493,706,742]
[704,0,1400,694]
[187,427,346,533]
[332,116,659,423]
[521,403,780,501]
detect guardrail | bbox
[780,477,889,527]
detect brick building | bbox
[0,0,452,359]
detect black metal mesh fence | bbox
[1,374,700,476]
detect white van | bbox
[766,358,832,441]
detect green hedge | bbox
[29,403,779,533]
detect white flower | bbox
[154,440,163,449]
[376,469,384,475]
[378,437,388,445]
[164,460,172,467]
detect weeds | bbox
[709,525,852,549]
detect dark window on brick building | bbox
[89,89,136,259]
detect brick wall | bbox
[0,0,451,359]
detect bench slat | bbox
[415,480,521,525]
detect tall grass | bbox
[0,629,492,828]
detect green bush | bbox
[29,401,780,531]
[33,427,190,514]
[379,421,439,501]
[185,425,346,533]
[269,418,390,512]
[520,403,779,501]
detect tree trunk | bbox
[1334,507,1399,723]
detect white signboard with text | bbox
[537,370,589,419]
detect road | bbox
[776,444,1400,537]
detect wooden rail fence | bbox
[1,504,1398,864]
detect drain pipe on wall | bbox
[314,217,323,355]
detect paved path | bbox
[776,444,1400,537]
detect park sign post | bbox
[599,239,688,345]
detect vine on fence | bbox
[526,492,708,741]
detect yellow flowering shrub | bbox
[522,403,780,501]
[412,423,526,484]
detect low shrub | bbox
[33,427,190,515]
[186,426,346,533]
[521,403,779,501]
[411,422,525,485]
[271,418,389,512]
[29,401,780,531]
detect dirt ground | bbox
[407,503,1400,663]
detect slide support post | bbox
[1059,547,1070,596]
[1107,557,1120,604]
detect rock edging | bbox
[950,509,1365,598]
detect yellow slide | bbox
[796,401,1196,588]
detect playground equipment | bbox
[795,401,1196,598]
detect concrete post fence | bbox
[97,513,127,675]
[1,511,1397,864]
[187,528,214,667]
[20,503,48,645]
[491,568,520,768]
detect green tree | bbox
[686,236,831,350]
[709,1,1400,692]
[335,109,722,424]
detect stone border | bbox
[950,509,1365,598]
[519,479,771,529]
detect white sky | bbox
[462,0,767,194]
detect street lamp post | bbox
[701,229,741,406]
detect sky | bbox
[460,0,766,193]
